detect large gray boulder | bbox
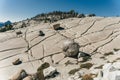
[62,39,80,57]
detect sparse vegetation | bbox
[16,31,22,35]
[82,74,93,80]
[0,24,13,32]
[104,52,114,56]
[68,68,80,75]
[32,10,92,23]
[65,60,73,66]
[37,62,50,71]
[82,56,91,62]
[115,58,120,61]
[80,63,93,69]
[78,14,85,18]
[87,14,96,17]
[114,48,120,52]
[36,62,50,80]
[36,70,45,80]
[95,65,103,69]
[21,22,27,28]
[100,56,106,60]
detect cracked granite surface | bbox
[0,17,120,80]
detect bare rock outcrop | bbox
[1,17,120,80]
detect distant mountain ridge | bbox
[0,21,12,27]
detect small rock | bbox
[43,66,57,78]
[23,76,33,80]
[16,31,22,35]
[12,58,22,65]
[52,23,60,30]
[78,51,91,58]
[39,30,45,36]
[10,69,27,80]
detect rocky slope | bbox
[0,17,120,80]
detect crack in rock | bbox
[0,47,26,53]
[91,33,120,55]
[80,20,96,36]
[84,20,120,36]
[26,33,57,52]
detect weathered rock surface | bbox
[0,17,120,80]
[9,69,27,80]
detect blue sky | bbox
[0,0,120,22]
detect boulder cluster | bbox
[10,62,58,80]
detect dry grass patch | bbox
[82,74,93,80]
[68,68,80,75]
[94,65,103,69]
[114,48,120,52]
[36,62,50,80]
[104,52,114,56]
[80,63,93,69]
[65,60,73,66]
